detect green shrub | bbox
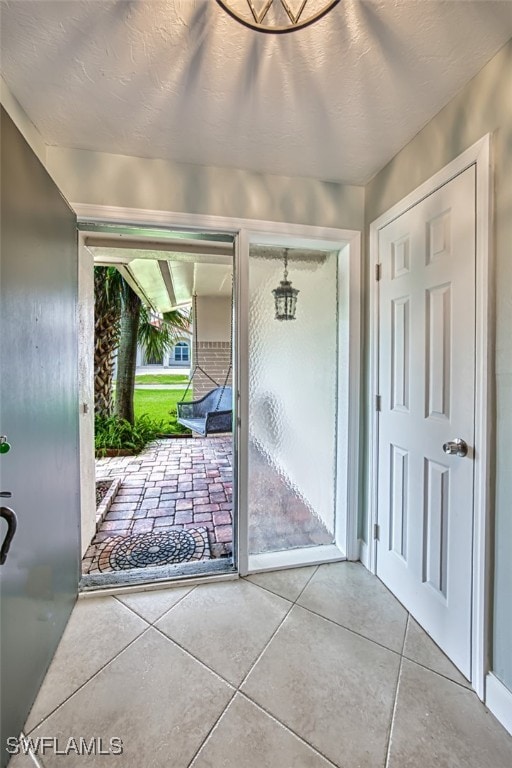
[95,414,165,456]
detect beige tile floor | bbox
[17,563,512,768]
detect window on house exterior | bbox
[173,342,190,363]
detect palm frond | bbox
[162,307,191,332]
[137,305,190,362]
[94,266,124,315]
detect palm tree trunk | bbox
[94,267,121,417]
[115,285,141,424]
[94,315,118,416]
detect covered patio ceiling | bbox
[90,244,233,313]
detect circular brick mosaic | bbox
[97,528,209,572]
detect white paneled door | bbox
[376,167,476,679]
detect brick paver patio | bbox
[83,437,232,574]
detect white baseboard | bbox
[486,672,512,736]
[359,538,369,569]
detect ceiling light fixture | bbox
[215,0,341,34]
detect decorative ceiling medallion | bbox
[216,0,341,33]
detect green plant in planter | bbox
[95,414,165,457]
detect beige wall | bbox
[193,296,232,399]
[365,39,512,692]
[45,145,365,230]
[195,296,231,343]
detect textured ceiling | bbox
[1,0,511,184]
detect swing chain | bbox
[215,274,234,412]
[179,292,220,404]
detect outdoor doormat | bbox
[96,527,210,572]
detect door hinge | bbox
[375,263,381,281]
[373,523,380,541]
[375,394,382,412]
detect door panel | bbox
[377,167,476,678]
[0,108,80,765]
[247,245,338,556]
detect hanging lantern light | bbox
[272,249,299,320]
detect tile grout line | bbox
[236,566,320,690]
[293,600,405,659]
[229,565,370,768]
[33,575,245,738]
[185,566,321,768]
[401,654,472,690]
[237,691,342,768]
[149,571,321,693]
[240,577,290,601]
[151,624,238,690]
[186,689,238,768]
[25,625,153,735]
[383,613,409,768]
[384,655,404,768]
[152,583,277,768]
[112,583,198,625]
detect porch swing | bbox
[176,292,233,436]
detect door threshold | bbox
[79,558,237,596]
[247,544,345,574]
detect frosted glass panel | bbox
[248,246,338,554]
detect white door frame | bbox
[365,135,493,699]
[78,233,97,556]
[240,227,361,574]
[73,204,362,577]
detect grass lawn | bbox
[135,374,189,385]
[134,388,193,434]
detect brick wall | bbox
[192,341,232,399]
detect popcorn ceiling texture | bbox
[1,1,511,184]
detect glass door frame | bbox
[74,204,361,583]
[235,225,362,576]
